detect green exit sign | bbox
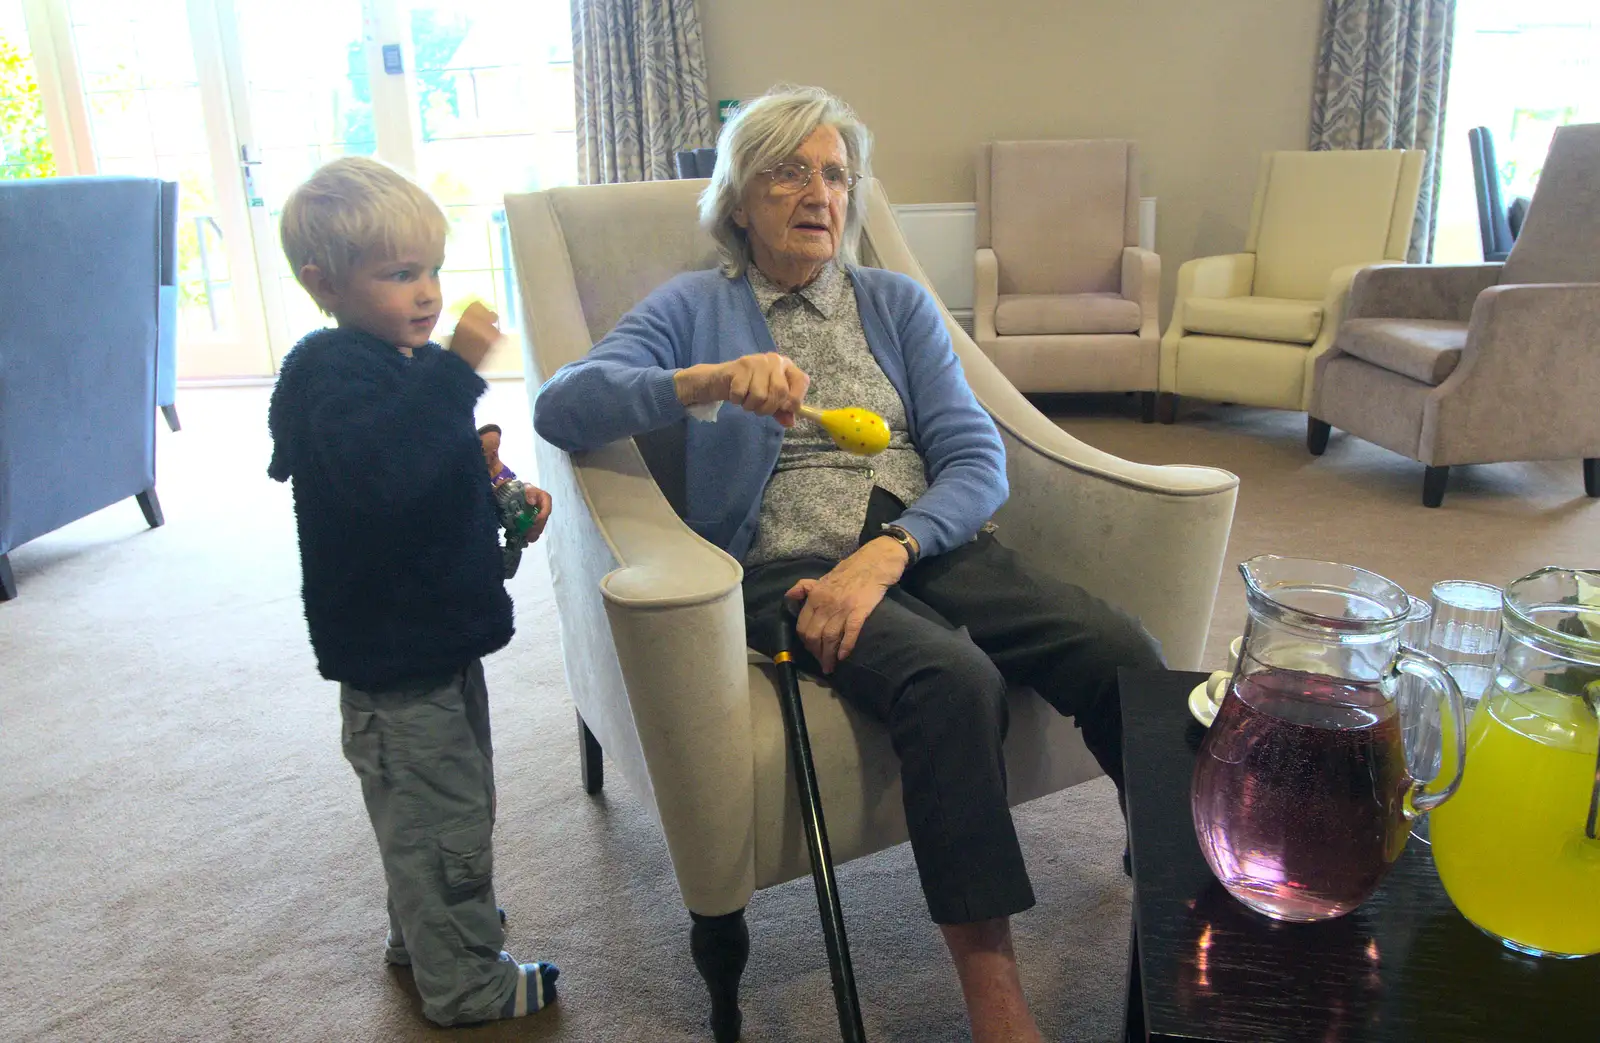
[717,99,740,123]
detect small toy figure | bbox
[479,423,547,578]
[479,423,517,488]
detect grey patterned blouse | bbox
[743,262,929,569]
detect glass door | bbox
[64,0,274,378]
[219,0,377,364]
[405,0,575,373]
[17,0,577,375]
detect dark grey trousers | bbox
[744,528,1160,925]
[339,660,517,1025]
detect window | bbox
[1433,1,1600,261]
[0,0,54,179]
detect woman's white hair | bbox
[699,85,873,278]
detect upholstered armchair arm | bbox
[513,184,757,916]
[1177,251,1256,301]
[974,247,1000,343]
[1426,282,1600,464]
[961,350,1238,670]
[1288,263,1374,410]
[1160,253,1256,390]
[1346,263,1503,321]
[535,435,758,916]
[1122,246,1160,341]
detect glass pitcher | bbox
[1430,567,1600,959]
[1192,556,1468,922]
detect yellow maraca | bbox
[796,403,890,456]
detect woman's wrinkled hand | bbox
[785,537,910,673]
[674,352,810,427]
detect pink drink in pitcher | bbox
[1193,667,1411,921]
[1192,557,1467,923]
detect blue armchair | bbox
[158,179,181,432]
[0,176,173,600]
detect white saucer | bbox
[1188,669,1233,727]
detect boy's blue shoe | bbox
[384,906,507,966]
[500,959,560,1017]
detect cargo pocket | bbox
[437,820,494,896]
[339,706,382,781]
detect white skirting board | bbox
[891,198,1157,316]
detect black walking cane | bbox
[773,601,868,1043]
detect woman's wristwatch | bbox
[879,523,920,567]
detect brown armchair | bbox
[1308,123,1600,507]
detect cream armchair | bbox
[505,177,1238,1041]
[1158,149,1424,422]
[974,140,1160,413]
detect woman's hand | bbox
[674,352,810,427]
[522,484,553,543]
[785,537,911,673]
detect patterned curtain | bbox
[1309,0,1456,261]
[571,0,715,184]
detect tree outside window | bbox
[0,29,56,180]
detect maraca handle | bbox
[796,404,825,422]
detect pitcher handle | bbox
[1394,646,1469,817]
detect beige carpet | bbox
[2,385,1594,1043]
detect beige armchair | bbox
[974,140,1160,413]
[1308,123,1600,507]
[1158,149,1425,421]
[505,176,1238,1038]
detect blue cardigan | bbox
[533,266,1007,563]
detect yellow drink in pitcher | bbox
[1430,681,1600,958]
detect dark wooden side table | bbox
[1118,668,1600,1042]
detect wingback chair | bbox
[1158,149,1424,422]
[974,140,1160,413]
[505,176,1238,1040]
[1308,123,1600,507]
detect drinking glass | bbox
[1428,580,1505,709]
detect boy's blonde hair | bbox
[280,156,448,314]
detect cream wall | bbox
[698,0,1325,316]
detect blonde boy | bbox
[266,156,557,1026]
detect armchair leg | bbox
[1,554,15,602]
[691,909,749,1043]
[1139,391,1157,424]
[161,404,181,432]
[1423,466,1450,508]
[1585,458,1597,497]
[1307,418,1331,456]
[576,710,603,795]
[136,488,164,529]
[1156,393,1177,424]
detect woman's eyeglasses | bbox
[759,161,859,194]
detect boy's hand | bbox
[522,484,553,543]
[451,301,502,371]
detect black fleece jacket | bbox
[267,327,512,690]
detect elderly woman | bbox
[533,86,1160,1043]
